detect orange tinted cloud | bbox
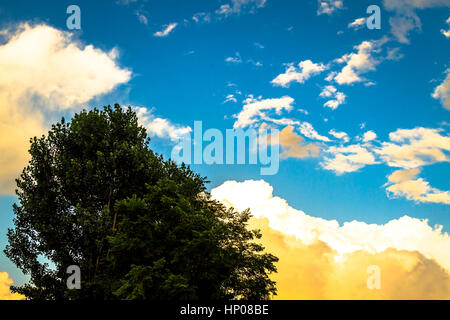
[212,180,450,299]
[251,218,450,299]
[0,272,24,300]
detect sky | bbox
[0,0,449,299]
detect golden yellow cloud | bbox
[251,218,450,299]
[212,179,450,299]
[279,126,320,159]
[0,23,131,194]
[0,272,24,300]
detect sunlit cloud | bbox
[0,272,24,300]
[0,23,131,194]
[272,60,328,87]
[212,179,450,299]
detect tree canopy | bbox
[5,104,278,300]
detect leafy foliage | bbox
[5,104,278,300]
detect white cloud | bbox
[432,69,450,111]
[216,4,233,17]
[225,52,243,64]
[254,42,264,49]
[317,126,450,204]
[386,47,404,61]
[329,129,349,143]
[132,106,191,142]
[348,17,366,30]
[216,0,267,17]
[320,85,346,110]
[383,0,450,43]
[272,60,327,87]
[363,130,377,142]
[213,180,450,299]
[153,22,178,37]
[225,53,262,67]
[135,10,148,25]
[300,122,331,142]
[375,127,450,169]
[233,96,295,129]
[224,94,237,103]
[387,178,450,204]
[334,41,381,85]
[298,108,309,115]
[441,17,450,38]
[211,179,450,271]
[192,12,211,23]
[317,0,344,16]
[321,144,378,174]
[0,23,131,194]
[386,168,450,204]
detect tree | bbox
[5,104,278,300]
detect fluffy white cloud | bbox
[153,23,178,37]
[132,106,192,142]
[233,95,295,129]
[348,17,366,30]
[317,0,344,16]
[318,126,450,204]
[363,130,377,142]
[0,23,131,194]
[334,41,380,85]
[212,179,450,269]
[432,69,450,110]
[0,24,131,109]
[320,85,346,110]
[375,127,450,169]
[272,60,327,87]
[321,144,378,174]
[211,180,450,298]
[386,169,450,204]
[329,129,349,143]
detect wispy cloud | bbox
[348,17,365,30]
[317,0,344,16]
[153,22,178,37]
[432,68,450,110]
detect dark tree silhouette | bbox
[5,104,278,300]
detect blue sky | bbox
[0,0,449,293]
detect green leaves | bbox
[5,104,278,300]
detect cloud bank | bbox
[212,179,450,299]
[0,23,131,194]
